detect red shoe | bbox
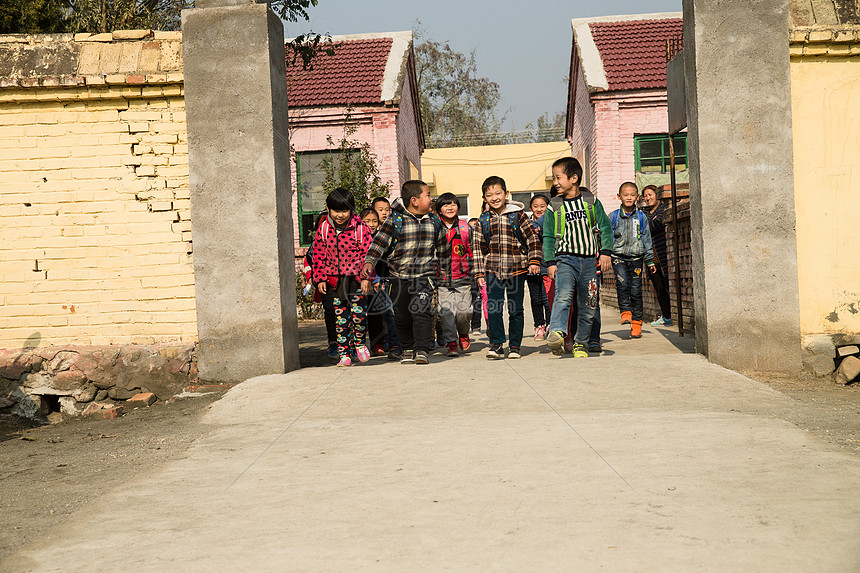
[631,320,643,338]
[459,336,471,352]
[371,344,386,356]
[620,311,632,325]
[446,341,460,357]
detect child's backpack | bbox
[316,214,368,245]
[549,189,597,239]
[381,209,443,259]
[478,210,529,254]
[609,208,648,239]
[446,218,471,251]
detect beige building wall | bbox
[422,141,571,217]
[0,33,196,349]
[790,38,860,337]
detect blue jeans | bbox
[612,256,644,321]
[486,273,526,348]
[549,255,599,344]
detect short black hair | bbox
[371,196,390,208]
[642,184,660,197]
[481,176,507,195]
[359,208,378,220]
[468,217,479,225]
[552,157,583,184]
[401,180,428,207]
[618,181,638,194]
[325,187,355,212]
[530,193,549,208]
[436,192,460,210]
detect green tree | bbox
[414,24,506,148]
[534,111,566,142]
[321,112,390,212]
[0,0,70,34]
[67,0,190,33]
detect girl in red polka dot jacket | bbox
[312,188,375,367]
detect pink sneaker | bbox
[355,345,371,363]
[534,325,547,341]
[337,355,352,367]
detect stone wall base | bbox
[0,343,197,422]
[801,334,860,383]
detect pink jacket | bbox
[311,214,373,286]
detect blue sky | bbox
[288,0,682,132]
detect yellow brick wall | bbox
[0,84,197,347]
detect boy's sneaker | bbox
[371,344,386,356]
[631,320,643,338]
[572,343,588,358]
[533,325,547,341]
[588,341,603,353]
[651,316,673,326]
[414,350,430,364]
[336,356,352,367]
[564,340,574,354]
[446,341,460,357]
[388,346,402,361]
[620,311,632,325]
[507,347,521,359]
[355,345,371,363]
[459,336,471,352]
[486,344,504,359]
[327,344,339,359]
[546,331,566,356]
[400,349,415,364]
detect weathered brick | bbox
[127,392,156,406]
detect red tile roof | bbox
[589,18,683,91]
[285,37,393,107]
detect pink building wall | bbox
[395,69,423,184]
[569,67,669,213]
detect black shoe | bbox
[486,344,504,359]
[507,347,521,359]
[588,342,602,353]
[388,346,402,361]
[414,350,430,364]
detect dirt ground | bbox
[1,320,859,562]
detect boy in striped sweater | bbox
[543,158,613,358]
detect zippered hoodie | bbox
[609,207,655,263]
[472,200,542,280]
[311,213,373,285]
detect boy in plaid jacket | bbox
[472,176,542,359]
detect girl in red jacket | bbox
[312,188,374,367]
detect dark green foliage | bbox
[0,0,70,34]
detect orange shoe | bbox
[631,320,642,338]
[620,311,632,324]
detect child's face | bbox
[362,213,379,231]
[374,202,391,222]
[643,188,658,208]
[329,208,351,226]
[530,198,548,218]
[551,165,578,195]
[438,202,459,221]
[483,184,508,212]
[618,185,639,209]
[409,186,432,215]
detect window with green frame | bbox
[297,150,351,247]
[634,133,688,173]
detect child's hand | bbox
[317,282,327,295]
[477,277,486,288]
[528,264,541,275]
[360,262,373,279]
[547,265,557,280]
[599,255,611,275]
[647,263,657,274]
[373,282,380,292]
[360,279,372,295]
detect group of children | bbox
[305,157,661,366]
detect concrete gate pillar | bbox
[682,0,802,373]
[181,0,299,382]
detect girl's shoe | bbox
[631,320,643,338]
[327,344,339,359]
[651,316,673,326]
[459,336,471,352]
[336,356,352,367]
[355,345,371,363]
[534,325,547,341]
[446,341,460,357]
[620,311,633,325]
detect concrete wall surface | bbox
[183,2,299,383]
[790,54,860,337]
[683,0,802,373]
